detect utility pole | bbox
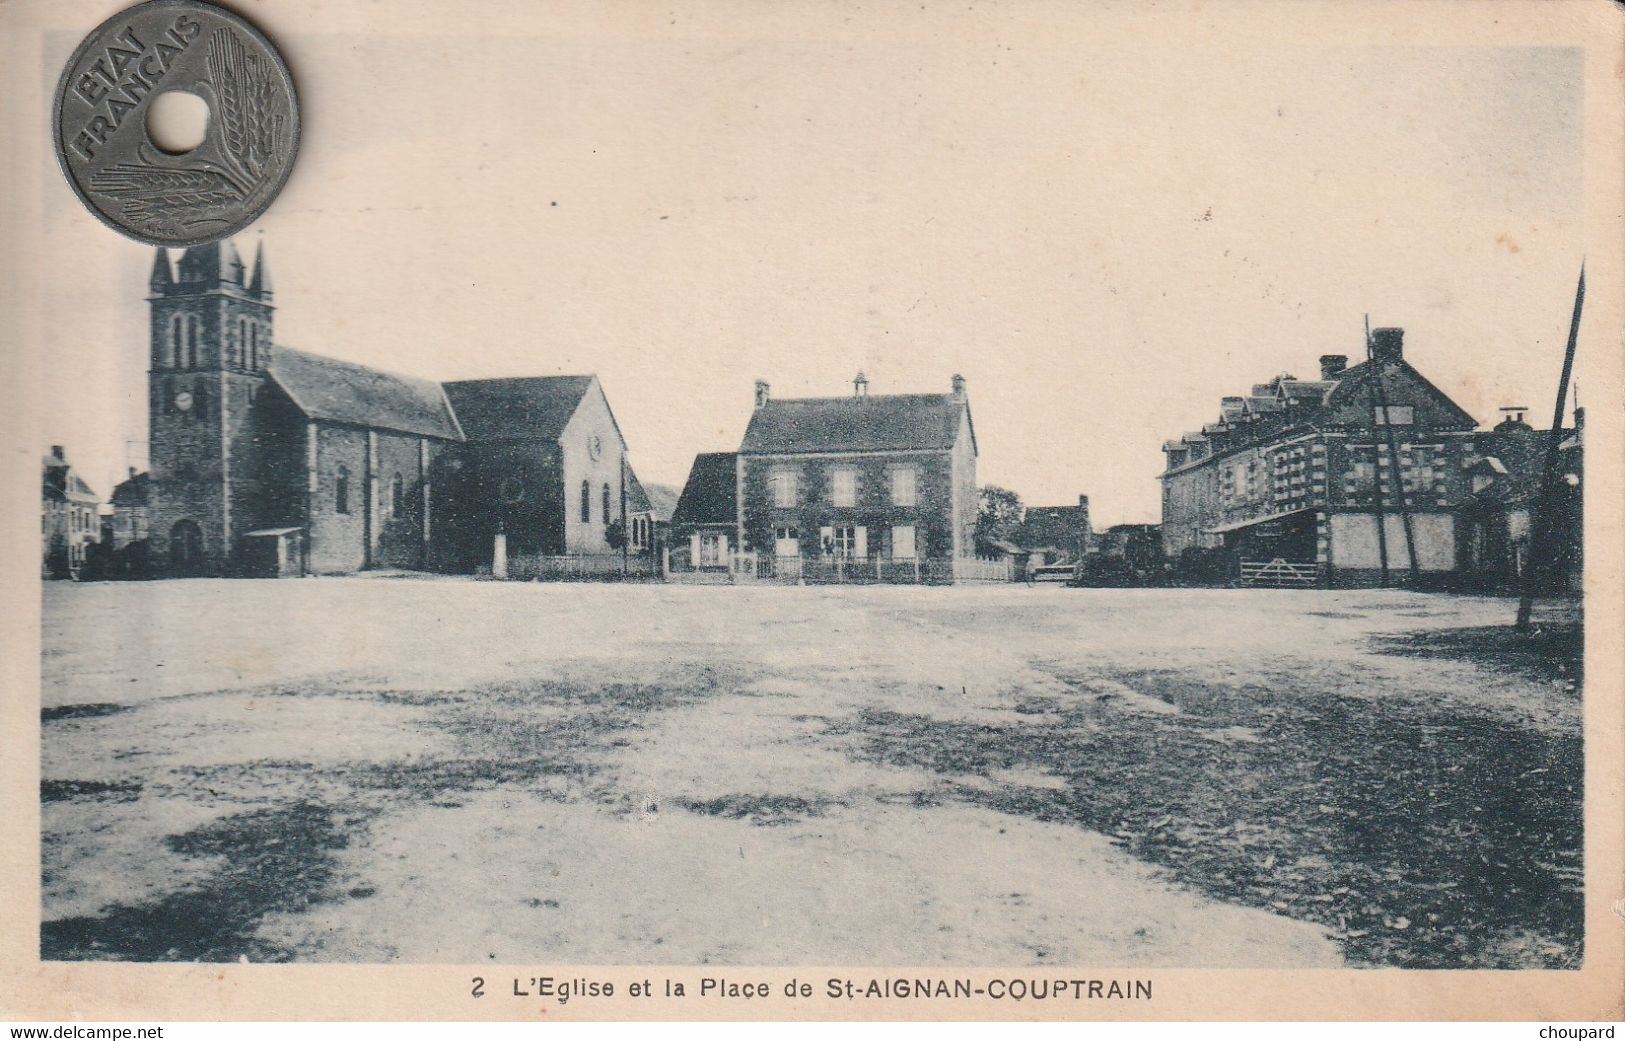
[1516,263,1586,631]
[1363,316,1390,587]
[1367,320,1421,583]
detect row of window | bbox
[580,480,613,524]
[161,314,266,369]
[768,466,919,509]
[333,467,408,518]
[332,471,621,527]
[44,503,98,534]
[768,524,917,559]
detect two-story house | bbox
[41,446,101,579]
[734,373,978,579]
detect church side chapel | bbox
[142,237,635,576]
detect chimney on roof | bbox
[1371,327,1404,363]
[1319,354,1348,379]
[1078,494,1089,508]
[853,371,869,398]
[1495,406,1532,431]
[754,379,770,410]
[49,445,65,461]
[128,466,137,478]
[951,373,966,401]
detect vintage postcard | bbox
[1,0,1621,1023]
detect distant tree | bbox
[975,486,1024,552]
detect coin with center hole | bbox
[53,0,299,247]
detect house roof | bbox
[1322,357,1477,429]
[626,466,654,514]
[671,452,738,527]
[270,347,463,441]
[111,471,151,506]
[1279,380,1334,402]
[42,459,98,503]
[441,375,596,443]
[642,482,680,523]
[740,394,971,455]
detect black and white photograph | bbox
[2,0,1621,1024]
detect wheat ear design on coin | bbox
[88,162,246,223]
[206,28,279,187]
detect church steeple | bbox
[176,240,246,285]
[249,238,273,299]
[149,247,173,291]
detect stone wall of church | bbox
[308,425,370,574]
[374,432,433,570]
[306,424,443,574]
[147,373,231,573]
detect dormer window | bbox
[1374,405,1414,426]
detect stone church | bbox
[143,237,636,576]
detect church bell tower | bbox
[147,237,276,574]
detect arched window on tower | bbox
[235,318,247,367]
[249,324,259,369]
[166,314,182,368]
[580,480,591,523]
[602,483,612,525]
[336,465,351,514]
[179,315,201,368]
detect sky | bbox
[24,7,1593,527]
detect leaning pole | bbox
[1515,263,1586,632]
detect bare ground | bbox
[39,579,1582,967]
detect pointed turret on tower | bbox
[149,247,173,292]
[175,240,246,285]
[249,238,273,299]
